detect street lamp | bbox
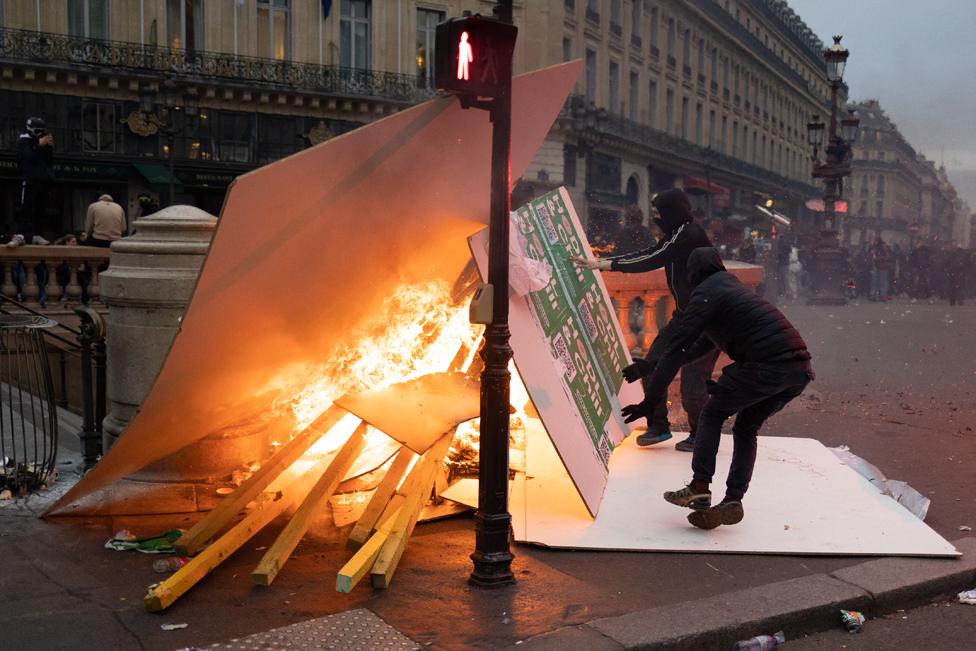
[154,79,200,207]
[806,36,859,305]
[569,96,609,158]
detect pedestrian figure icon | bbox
[457,31,473,80]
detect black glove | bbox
[620,400,653,424]
[622,357,654,383]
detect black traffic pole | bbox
[470,0,516,588]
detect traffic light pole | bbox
[470,0,516,589]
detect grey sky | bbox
[788,0,976,208]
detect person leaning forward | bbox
[84,194,127,247]
[623,247,814,530]
[572,188,719,450]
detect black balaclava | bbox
[651,188,693,235]
[687,247,726,287]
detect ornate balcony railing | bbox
[562,96,820,197]
[0,27,437,105]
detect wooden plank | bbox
[370,430,456,589]
[143,465,321,612]
[335,506,403,593]
[174,404,351,556]
[347,446,414,549]
[251,423,368,586]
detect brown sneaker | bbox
[663,483,712,510]
[687,500,744,530]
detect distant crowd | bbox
[590,203,973,307]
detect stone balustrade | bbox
[603,261,765,355]
[0,245,111,307]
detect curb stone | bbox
[587,573,869,651]
[829,536,976,615]
[506,536,974,650]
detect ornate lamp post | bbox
[569,96,609,158]
[806,36,859,305]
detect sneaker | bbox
[5,234,24,248]
[663,483,712,510]
[675,435,696,452]
[31,235,50,245]
[636,428,672,446]
[687,500,744,530]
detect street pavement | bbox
[0,297,973,650]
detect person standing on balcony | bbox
[84,194,128,249]
[572,188,720,451]
[11,117,55,247]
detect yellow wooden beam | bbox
[370,429,455,590]
[143,464,320,612]
[175,404,351,556]
[335,505,402,593]
[347,446,414,549]
[251,423,368,586]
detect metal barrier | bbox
[0,315,58,494]
[0,296,107,475]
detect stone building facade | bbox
[848,99,962,247]
[2,0,830,245]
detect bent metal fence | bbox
[0,314,58,494]
[0,298,106,493]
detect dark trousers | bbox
[17,180,49,240]
[640,315,721,435]
[692,359,813,500]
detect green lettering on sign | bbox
[514,189,630,469]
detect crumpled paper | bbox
[958,589,976,605]
[830,446,930,520]
[508,213,552,296]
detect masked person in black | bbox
[13,117,55,246]
[624,247,813,529]
[573,189,719,449]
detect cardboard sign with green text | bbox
[469,187,641,516]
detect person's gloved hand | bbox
[622,357,653,383]
[620,400,652,424]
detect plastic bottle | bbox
[732,630,786,651]
[152,556,189,573]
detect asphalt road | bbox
[1,297,973,651]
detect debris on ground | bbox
[840,609,866,632]
[160,623,189,631]
[830,446,930,519]
[732,630,785,650]
[104,529,184,553]
[958,589,976,605]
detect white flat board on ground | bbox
[508,419,958,557]
[468,188,642,517]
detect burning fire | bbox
[257,280,483,464]
[250,277,534,495]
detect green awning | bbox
[134,163,184,193]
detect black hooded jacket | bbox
[606,189,711,310]
[645,247,811,402]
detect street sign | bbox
[435,16,518,98]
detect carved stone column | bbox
[100,206,217,451]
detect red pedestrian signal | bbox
[435,16,518,98]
